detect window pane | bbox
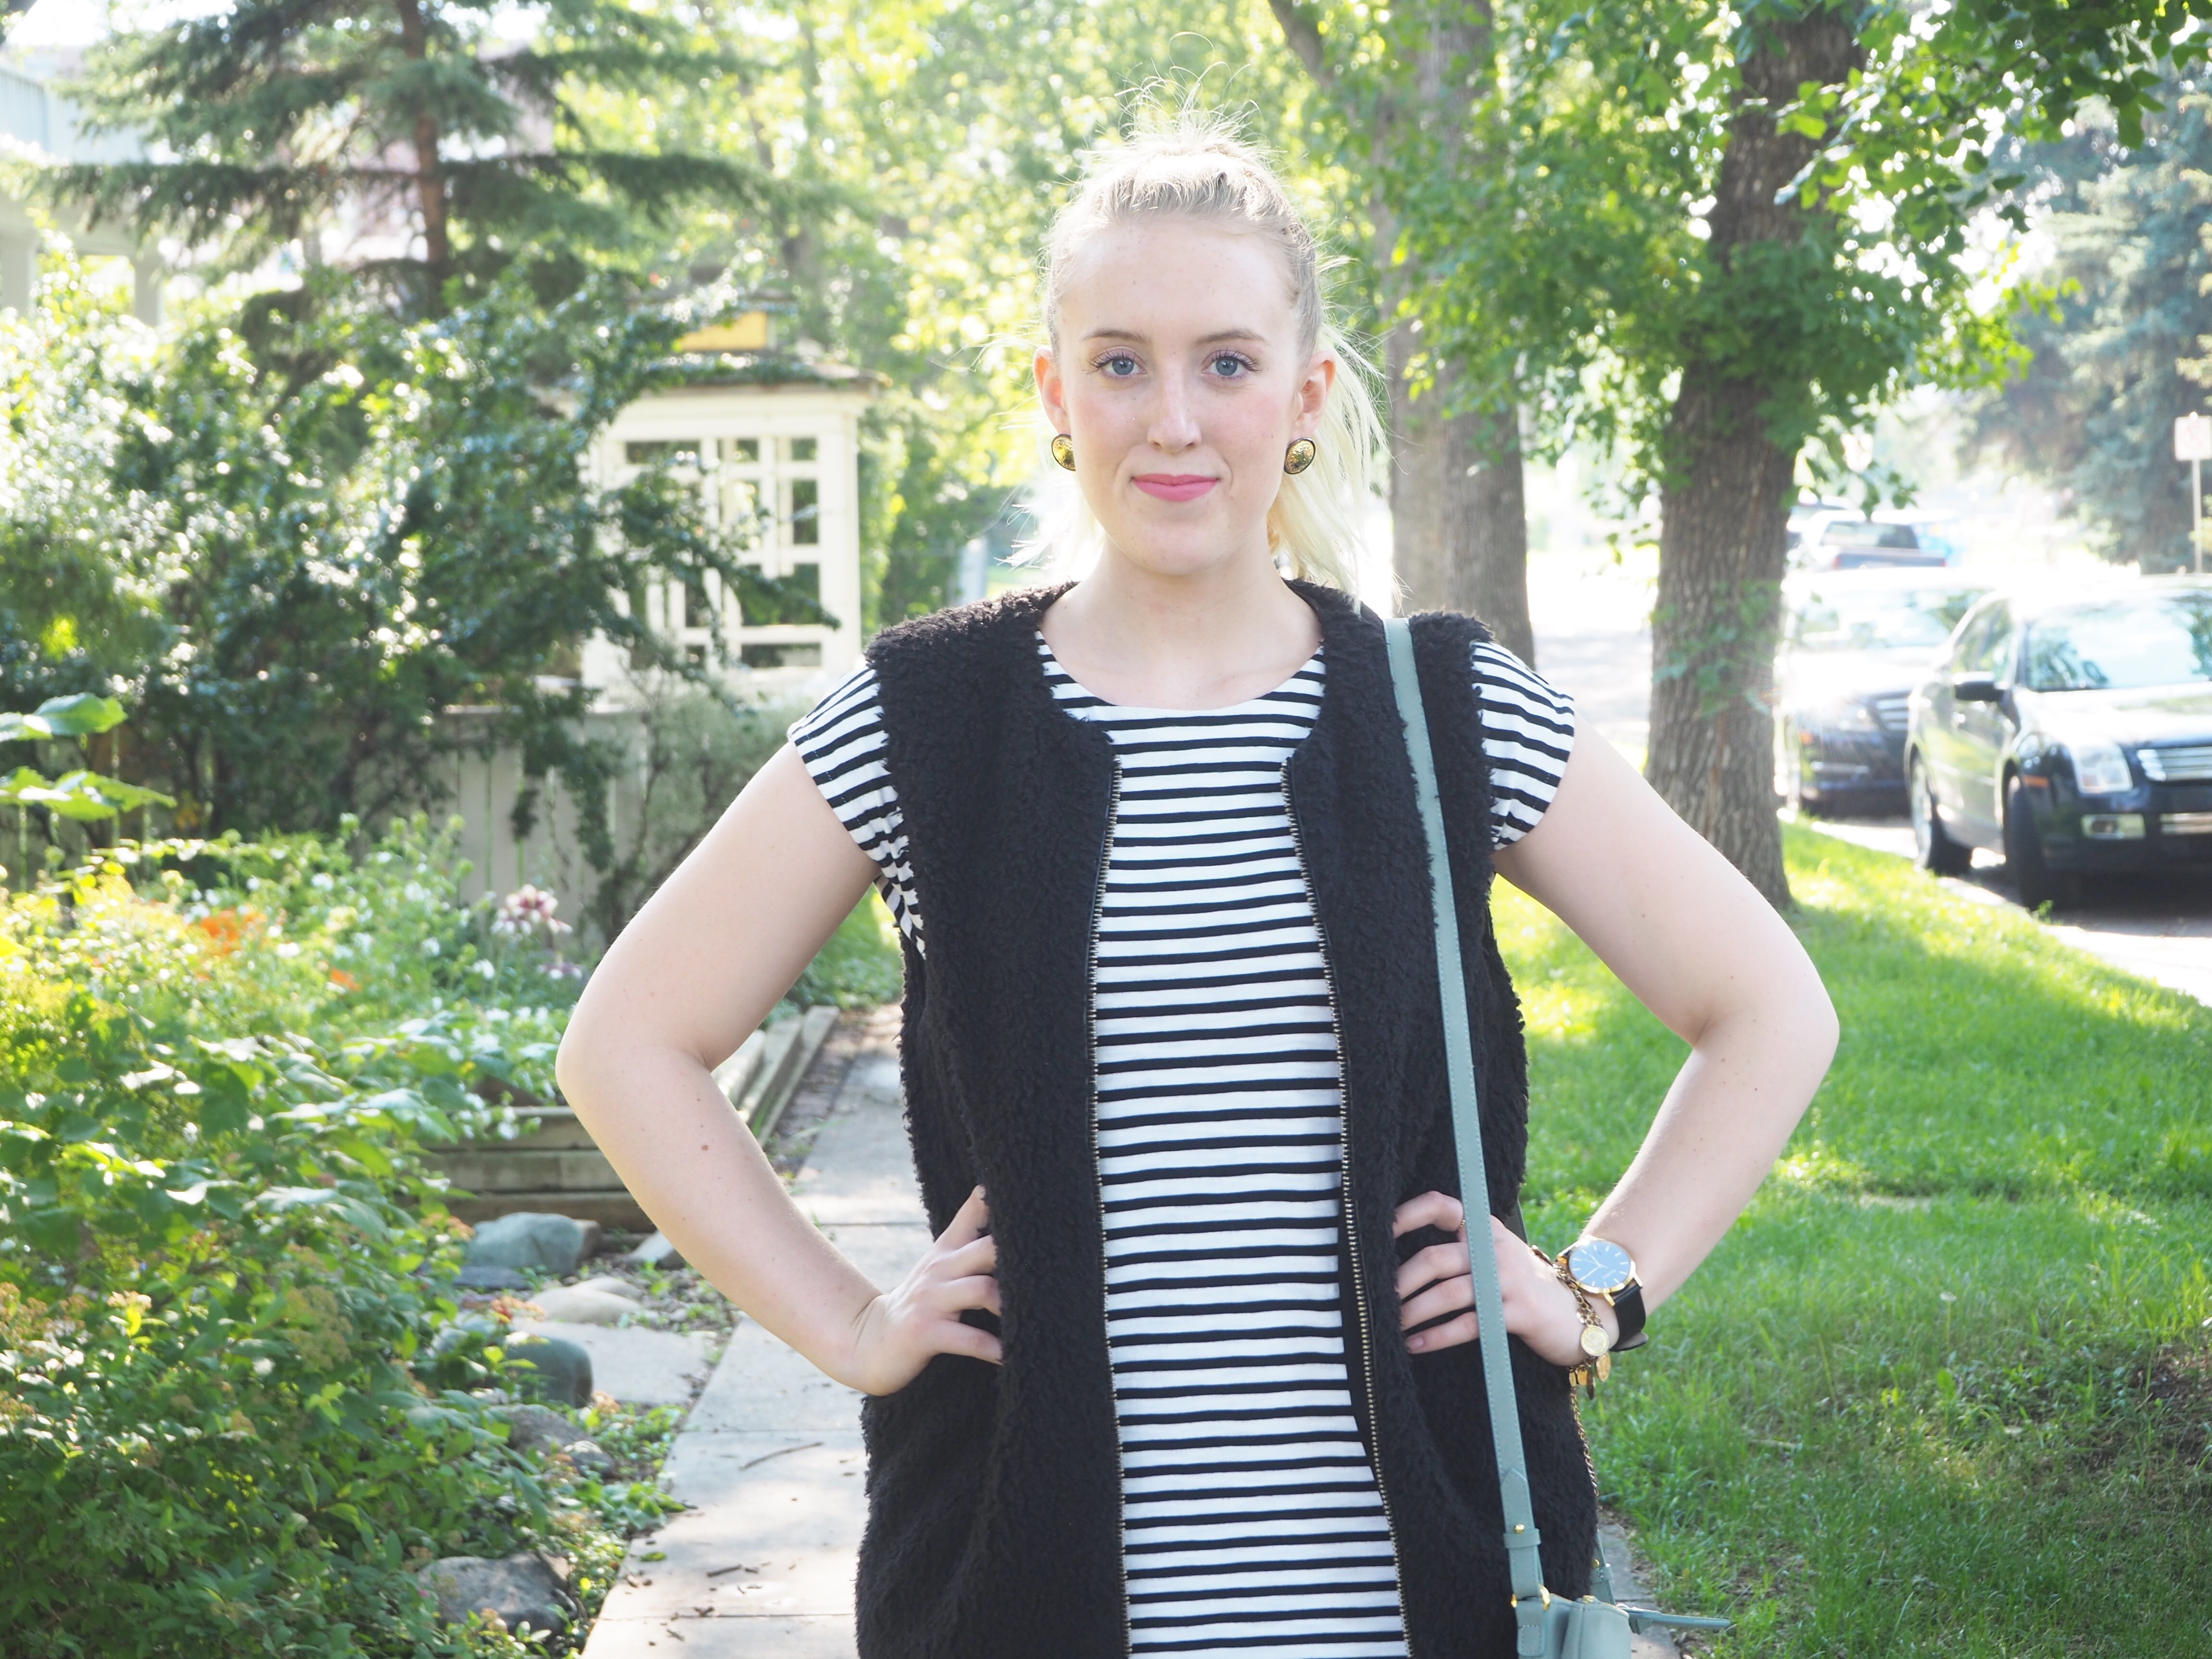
[725,438,760,463]
[683,581,713,630]
[1791,584,1985,651]
[1968,608,2014,674]
[741,642,823,669]
[722,477,765,542]
[787,436,818,462]
[791,478,820,546]
[2022,594,2212,691]
[791,562,820,601]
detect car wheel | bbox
[2004,774,2070,912]
[1910,754,1970,876]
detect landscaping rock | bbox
[465,1213,602,1275]
[562,1436,613,1476]
[493,1403,578,1457]
[502,1331,593,1406]
[415,1552,572,1634]
[454,1264,530,1292]
[625,1229,683,1269]
[506,1319,711,1406]
[570,1274,642,1300]
[524,1284,638,1325]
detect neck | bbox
[1039,544,1324,710]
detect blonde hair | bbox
[1028,113,1385,592]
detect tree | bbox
[0,247,817,845]
[1269,0,1536,661]
[1382,0,2212,906]
[51,0,777,310]
[1971,92,2212,572]
[570,0,1343,624]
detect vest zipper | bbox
[1089,757,1133,1655]
[1281,761,1417,1654]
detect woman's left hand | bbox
[1390,1191,1617,1369]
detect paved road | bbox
[1793,815,2212,1006]
[1525,552,2212,1008]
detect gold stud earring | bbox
[1050,433,1076,471]
[1284,437,1318,475]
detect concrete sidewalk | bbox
[580,1025,1678,1657]
[580,1041,928,1657]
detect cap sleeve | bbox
[1470,641,1576,848]
[789,665,924,949]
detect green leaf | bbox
[0,695,126,743]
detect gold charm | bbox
[1050,433,1075,471]
[1283,436,1318,475]
[1580,1323,1612,1358]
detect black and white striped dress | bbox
[793,632,1575,1659]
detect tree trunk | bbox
[1646,7,1862,908]
[394,0,450,283]
[1386,337,1534,659]
[1271,0,1532,659]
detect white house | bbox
[0,55,161,319]
[579,313,878,701]
[443,316,880,917]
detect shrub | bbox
[0,824,635,1656]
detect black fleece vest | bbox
[854,581,1597,1659]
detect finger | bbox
[939,1273,1003,1317]
[1395,1240,1472,1301]
[939,1234,998,1277]
[938,1185,992,1248]
[1406,1310,1480,1353]
[1399,1275,1476,1331]
[937,1320,1003,1366]
[1391,1190,1466,1238]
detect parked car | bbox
[1788,510,1950,571]
[1905,578,2212,907]
[1777,570,1993,814]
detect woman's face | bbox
[1036,218,1333,583]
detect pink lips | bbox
[1132,473,1218,502]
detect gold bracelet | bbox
[1553,1257,1613,1395]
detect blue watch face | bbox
[1565,1238,1635,1296]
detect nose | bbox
[1147,376,1201,455]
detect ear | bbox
[1035,346,1071,435]
[1294,350,1336,439]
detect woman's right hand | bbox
[842,1185,1003,1395]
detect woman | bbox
[557,122,1837,1659]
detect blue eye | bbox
[1209,354,1250,378]
[1099,353,1140,378]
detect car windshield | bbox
[2021,592,2212,691]
[1789,585,1985,651]
[1820,521,1920,549]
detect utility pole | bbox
[2175,413,2211,573]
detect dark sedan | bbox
[1906,579,2212,907]
[1777,570,1991,814]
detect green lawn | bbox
[1507,826,2212,1658]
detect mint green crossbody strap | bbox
[1383,620,1551,1657]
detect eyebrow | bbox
[1081,327,1270,347]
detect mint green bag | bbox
[1383,620,1731,1659]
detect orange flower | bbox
[195,909,247,956]
[328,969,361,992]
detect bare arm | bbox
[1395,725,1838,1362]
[555,744,1001,1395]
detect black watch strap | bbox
[1611,1282,1647,1350]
